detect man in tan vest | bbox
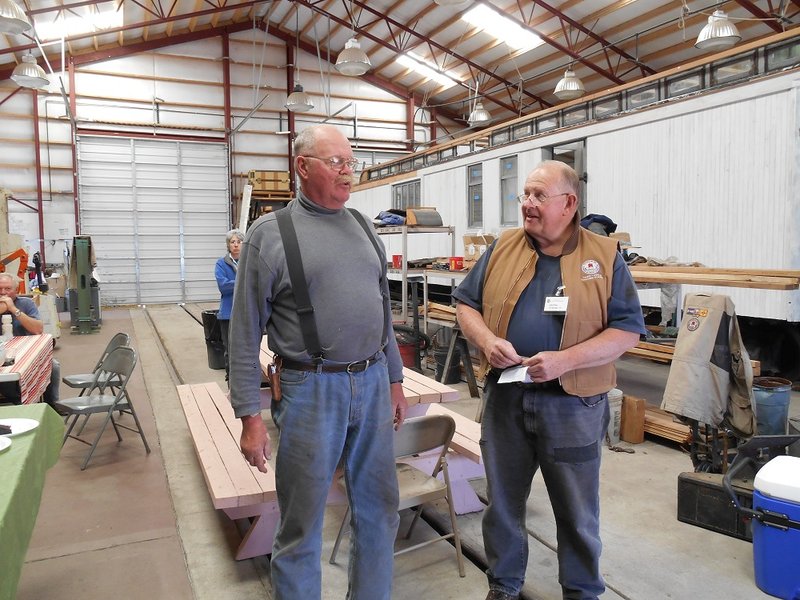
[454,160,645,600]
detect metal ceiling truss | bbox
[292,0,551,114]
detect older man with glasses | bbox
[454,160,646,600]
[228,124,406,600]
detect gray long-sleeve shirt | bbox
[228,193,403,418]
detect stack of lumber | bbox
[626,340,760,375]
[427,302,457,323]
[644,406,692,444]
[629,266,800,290]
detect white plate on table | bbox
[0,436,10,453]
[0,418,39,437]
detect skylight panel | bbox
[396,53,460,89]
[34,6,124,42]
[461,5,542,52]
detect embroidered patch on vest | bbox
[686,308,708,318]
[580,259,603,280]
[686,317,701,331]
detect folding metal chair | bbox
[62,332,131,396]
[329,414,466,577]
[55,346,150,470]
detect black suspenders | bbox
[274,207,389,364]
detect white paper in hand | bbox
[497,364,532,384]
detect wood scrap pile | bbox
[644,406,692,444]
[427,302,457,323]
[626,340,760,375]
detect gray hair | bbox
[0,272,20,286]
[226,229,244,247]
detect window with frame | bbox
[500,155,518,226]
[392,179,421,210]
[467,163,483,228]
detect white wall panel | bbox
[588,88,798,320]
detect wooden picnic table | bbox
[176,338,484,560]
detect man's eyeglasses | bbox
[302,155,360,171]
[516,191,570,205]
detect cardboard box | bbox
[463,234,497,263]
[248,170,290,192]
[47,274,67,298]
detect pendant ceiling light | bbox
[468,101,491,127]
[0,0,32,34]
[285,83,314,112]
[553,68,585,101]
[11,52,49,89]
[285,7,314,112]
[695,10,741,51]
[335,37,371,76]
[335,1,371,77]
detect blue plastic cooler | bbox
[752,455,800,600]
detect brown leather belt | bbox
[278,353,380,374]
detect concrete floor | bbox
[14,304,800,600]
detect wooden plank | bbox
[402,366,461,402]
[644,406,692,444]
[424,403,482,464]
[629,265,800,279]
[204,382,277,500]
[176,384,241,510]
[630,270,799,290]
[189,384,274,507]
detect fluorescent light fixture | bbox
[396,52,460,89]
[35,7,124,41]
[554,69,585,100]
[434,0,471,6]
[11,52,49,89]
[335,37,372,76]
[695,10,741,51]
[461,4,542,52]
[0,0,32,34]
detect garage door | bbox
[77,135,230,305]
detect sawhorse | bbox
[438,323,480,398]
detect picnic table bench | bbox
[176,341,486,559]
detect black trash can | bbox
[201,309,226,370]
[434,347,461,384]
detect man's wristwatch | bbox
[13,309,21,318]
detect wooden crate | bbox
[248,170,290,192]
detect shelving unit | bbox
[422,269,467,334]
[376,225,455,321]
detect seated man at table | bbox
[0,273,60,406]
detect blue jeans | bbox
[480,376,609,600]
[270,354,399,600]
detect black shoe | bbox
[485,590,519,600]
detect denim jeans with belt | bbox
[480,375,610,600]
[270,353,399,600]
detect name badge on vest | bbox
[544,286,568,314]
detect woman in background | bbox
[215,229,244,381]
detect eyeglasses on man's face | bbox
[516,191,570,205]
[303,155,360,171]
